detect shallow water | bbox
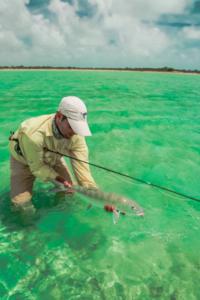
[0,70,200,299]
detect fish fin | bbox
[86,204,93,211]
[112,209,120,224]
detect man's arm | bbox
[69,136,98,189]
[55,175,72,188]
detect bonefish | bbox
[50,184,144,224]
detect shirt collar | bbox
[51,116,64,139]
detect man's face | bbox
[56,113,75,139]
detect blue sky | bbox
[0,0,200,69]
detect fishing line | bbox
[46,148,200,203]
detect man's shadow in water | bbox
[0,189,107,255]
[0,189,77,230]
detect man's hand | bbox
[55,176,74,194]
[63,180,72,188]
[63,180,74,194]
[56,175,72,186]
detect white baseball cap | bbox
[58,96,92,136]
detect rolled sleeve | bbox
[20,134,58,182]
[69,137,97,189]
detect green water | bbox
[0,70,200,299]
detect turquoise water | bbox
[0,70,200,299]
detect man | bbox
[9,96,97,219]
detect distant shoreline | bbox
[0,66,199,75]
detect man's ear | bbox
[55,111,62,120]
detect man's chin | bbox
[64,134,73,139]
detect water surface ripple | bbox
[0,70,200,299]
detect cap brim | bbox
[68,118,92,136]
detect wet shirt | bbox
[9,114,97,188]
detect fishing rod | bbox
[46,148,200,203]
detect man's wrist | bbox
[55,176,72,188]
[55,176,65,184]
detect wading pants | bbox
[10,156,72,208]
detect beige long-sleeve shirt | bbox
[9,114,97,188]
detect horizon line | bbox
[0,66,200,73]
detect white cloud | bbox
[0,0,199,68]
[90,0,190,19]
[183,26,200,39]
[0,0,32,37]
